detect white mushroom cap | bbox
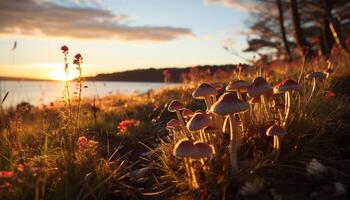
[226,80,250,92]
[192,83,218,99]
[186,112,211,131]
[248,77,273,97]
[211,92,249,115]
[192,141,213,159]
[173,139,197,158]
[274,79,302,93]
[168,100,185,112]
[266,125,287,137]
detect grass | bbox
[0,50,349,199]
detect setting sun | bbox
[49,69,78,81]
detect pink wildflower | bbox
[88,140,98,148]
[117,119,139,133]
[326,91,336,97]
[0,171,14,178]
[78,136,88,149]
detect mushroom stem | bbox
[204,96,213,111]
[183,158,192,188]
[212,95,217,105]
[199,130,207,142]
[207,132,219,160]
[283,91,291,127]
[306,78,316,105]
[260,94,269,116]
[237,91,242,100]
[176,110,190,136]
[273,136,277,149]
[187,158,199,189]
[274,136,281,160]
[238,113,245,134]
[228,114,239,175]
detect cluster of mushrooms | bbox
[166,69,332,189]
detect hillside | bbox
[84,64,237,82]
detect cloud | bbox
[203,0,255,11]
[0,0,193,41]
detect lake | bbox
[0,80,173,108]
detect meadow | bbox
[0,48,349,200]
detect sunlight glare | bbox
[49,69,78,81]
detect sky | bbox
[0,0,251,80]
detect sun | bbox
[49,69,78,81]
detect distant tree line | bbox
[244,0,350,59]
[84,64,240,83]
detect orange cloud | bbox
[0,0,193,41]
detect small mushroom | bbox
[166,119,181,129]
[168,100,188,134]
[210,82,224,91]
[166,119,181,132]
[248,77,273,116]
[211,93,249,175]
[186,112,211,142]
[266,125,286,159]
[203,125,221,158]
[248,77,273,98]
[192,141,213,159]
[274,79,301,126]
[182,109,194,122]
[173,139,199,189]
[192,83,218,111]
[226,80,250,100]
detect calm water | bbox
[0,80,171,108]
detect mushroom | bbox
[203,125,221,159]
[274,79,302,126]
[210,82,224,91]
[266,125,286,159]
[182,109,194,122]
[227,80,250,126]
[305,72,326,105]
[166,119,181,131]
[226,80,250,100]
[248,77,273,116]
[211,93,249,174]
[173,138,200,189]
[186,112,211,142]
[168,100,188,134]
[192,141,213,159]
[166,119,182,138]
[192,83,218,111]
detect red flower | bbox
[74,53,82,60]
[345,38,350,45]
[61,45,69,53]
[326,91,336,97]
[78,136,88,149]
[117,119,139,133]
[0,171,14,178]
